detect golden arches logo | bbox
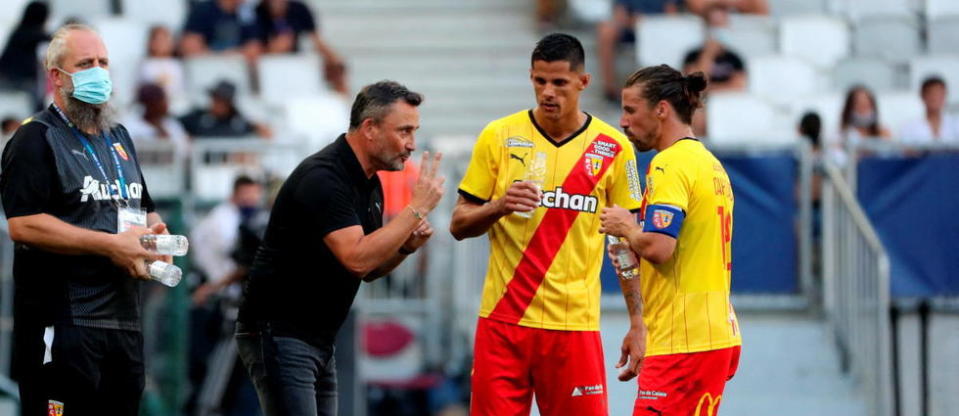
[694,392,722,416]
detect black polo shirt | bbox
[237,134,383,346]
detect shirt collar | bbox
[334,133,373,185]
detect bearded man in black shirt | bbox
[1,24,169,416]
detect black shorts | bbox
[14,322,144,416]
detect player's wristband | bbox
[643,204,685,238]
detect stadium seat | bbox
[909,55,959,106]
[769,0,827,16]
[0,0,31,25]
[840,0,915,20]
[877,91,924,135]
[0,92,33,120]
[636,15,705,68]
[184,55,252,97]
[567,0,612,23]
[0,20,14,56]
[928,18,959,55]
[257,54,326,106]
[832,58,897,92]
[120,0,187,29]
[925,0,959,19]
[789,92,845,139]
[283,95,351,152]
[749,55,822,106]
[780,15,850,69]
[706,92,791,143]
[49,0,113,22]
[719,15,778,59]
[853,16,922,61]
[90,18,147,65]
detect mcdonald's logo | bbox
[694,392,722,416]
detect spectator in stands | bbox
[255,0,348,95]
[0,1,50,108]
[799,111,822,152]
[181,0,261,61]
[597,0,679,101]
[139,26,187,113]
[535,0,563,31]
[684,0,768,16]
[180,80,272,138]
[898,76,959,143]
[187,176,264,416]
[839,85,890,141]
[1,117,21,149]
[123,83,190,156]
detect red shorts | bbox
[633,346,741,416]
[470,317,608,416]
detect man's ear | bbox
[578,72,591,90]
[656,100,669,120]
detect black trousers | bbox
[15,322,144,416]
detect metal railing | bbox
[0,220,18,400]
[821,161,893,416]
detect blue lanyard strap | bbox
[53,105,129,200]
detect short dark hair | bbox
[920,76,946,95]
[233,175,258,194]
[349,80,423,130]
[798,111,822,147]
[531,33,585,71]
[624,64,708,124]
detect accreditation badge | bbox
[48,400,64,416]
[117,207,147,233]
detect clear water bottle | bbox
[140,234,189,256]
[515,151,548,218]
[148,260,182,287]
[607,235,638,279]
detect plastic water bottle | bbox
[140,234,189,256]
[148,260,182,287]
[607,235,638,279]
[515,151,548,218]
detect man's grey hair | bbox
[45,24,98,70]
[348,81,423,131]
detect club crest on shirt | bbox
[48,400,64,416]
[652,209,674,229]
[112,142,129,161]
[584,153,604,176]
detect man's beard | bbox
[59,88,116,133]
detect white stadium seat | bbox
[121,0,187,29]
[184,55,252,97]
[749,55,822,106]
[257,54,326,106]
[840,0,915,20]
[909,55,959,106]
[780,15,850,69]
[707,92,791,143]
[283,96,351,152]
[91,18,148,64]
[49,0,112,21]
[789,93,845,138]
[877,91,924,134]
[0,0,31,25]
[925,0,959,19]
[770,0,827,16]
[832,58,897,92]
[719,15,778,59]
[636,15,704,68]
[853,16,921,61]
[928,18,959,55]
[567,0,613,23]
[0,92,33,121]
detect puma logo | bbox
[655,167,665,173]
[645,406,663,415]
[71,148,88,161]
[510,153,526,166]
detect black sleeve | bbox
[295,168,360,237]
[119,129,156,213]
[724,50,745,71]
[0,122,58,218]
[183,4,209,36]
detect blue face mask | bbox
[58,67,112,104]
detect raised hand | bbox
[409,151,446,214]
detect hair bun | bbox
[684,72,708,94]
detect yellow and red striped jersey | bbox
[639,138,742,356]
[458,110,643,331]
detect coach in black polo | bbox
[236,80,445,416]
